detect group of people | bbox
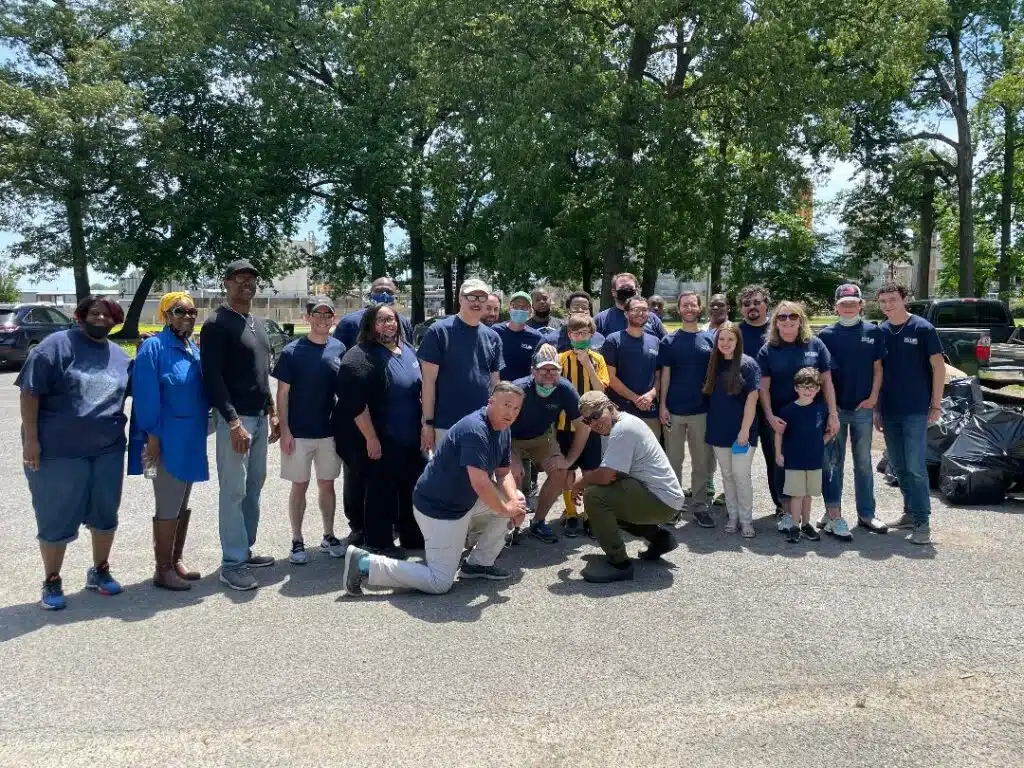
[17,260,945,609]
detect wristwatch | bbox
[423,418,435,427]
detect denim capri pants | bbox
[25,450,125,544]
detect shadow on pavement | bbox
[337,571,521,623]
[546,554,676,597]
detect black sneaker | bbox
[800,523,820,541]
[562,517,582,538]
[459,562,512,580]
[342,545,370,596]
[774,507,785,519]
[639,529,679,561]
[246,551,275,568]
[581,558,634,583]
[288,540,308,565]
[693,509,715,528]
[786,525,801,543]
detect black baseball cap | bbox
[223,259,260,279]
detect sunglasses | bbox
[171,307,198,318]
[463,294,487,304]
[775,313,801,323]
[709,302,727,310]
[581,407,608,425]
[742,299,765,308]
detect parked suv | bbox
[0,303,75,366]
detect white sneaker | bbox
[741,523,756,538]
[823,517,853,541]
[777,513,794,532]
[289,540,309,565]
[724,517,738,533]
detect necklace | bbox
[887,319,908,336]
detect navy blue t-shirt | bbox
[658,329,714,415]
[272,336,345,439]
[374,342,421,447]
[779,400,827,471]
[545,325,606,355]
[333,306,414,349]
[594,306,666,339]
[492,322,544,381]
[413,407,511,520]
[602,330,661,417]
[756,337,833,410]
[738,321,769,361]
[417,315,504,429]
[510,376,581,440]
[817,321,885,411]
[15,328,131,459]
[705,355,761,448]
[879,314,943,416]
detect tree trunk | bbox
[66,192,90,302]
[113,268,157,339]
[368,190,386,279]
[999,105,1016,298]
[599,29,653,309]
[710,132,729,295]
[455,252,468,293]
[640,228,659,298]
[916,167,937,300]
[581,251,594,295]
[442,258,454,315]
[948,27,975,297]
[409,230,426,324]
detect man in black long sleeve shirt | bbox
[200,259,280,591]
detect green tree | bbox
[0,259,21,302]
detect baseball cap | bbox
[835,283,863,302]
[306,295,336,314]
[460,277,491,296]
[223,259,260,279]
[579,390,612,417]
[509,291,532,304]
[532,345,561,369]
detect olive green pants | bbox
[583,477,676,563]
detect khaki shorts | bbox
[513,430,562,471]
[280,437,342,483]
[784,468,823,498]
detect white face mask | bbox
[838,315,862,327]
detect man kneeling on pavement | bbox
[571,391,685,582]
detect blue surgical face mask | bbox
[535,383,557,397]
[370,291,395,305]
[509,309,530,324]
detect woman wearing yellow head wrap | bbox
[128,291,210,590]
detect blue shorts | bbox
[556,429,603,472]
[26,451,125,544]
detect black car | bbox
[0,303,75,366]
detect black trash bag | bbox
[939,406,1024,505]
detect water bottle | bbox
[144,460,158,480]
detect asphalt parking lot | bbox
[1,368,1022,767]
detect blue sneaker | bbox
[85,563,122,596]
[528,521,559,543]
[40,576,66,610]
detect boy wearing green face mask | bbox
[556,314,610,535]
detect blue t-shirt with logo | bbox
[817,321,885,411]
[756,337,833,411]
[272,336,346,439]
[15,328,132,459]
[878,314,943,416]
[373,342,422,447]
[594,306,666,339]
[779,399,827,471]
[658,329,714,415]
[738,321,769,361]
[492,322,545,381]
[601,330,661,417]
[705,355,761,448]
[545,325,606,355]
[413,407,511,520]
[417,315,504,429]
[333,306,414,349]
[510,376,581,440]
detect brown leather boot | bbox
[154,518,191,591]
[172,508,200,580]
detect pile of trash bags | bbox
[877,376,1024,504]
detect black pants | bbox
[342,462,366,537]
[355,440,426,550]
[756,406,783,511]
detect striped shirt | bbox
[557,348,610,431]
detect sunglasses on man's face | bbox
[775,313,801,323]
[581,408,607,426]
[171,307,198,319]
[742,299,765,308]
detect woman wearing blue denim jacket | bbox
[128,292,210,590]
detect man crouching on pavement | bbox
[342,381,528,596]
[571,391,685,582]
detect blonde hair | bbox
[767,300,811,346]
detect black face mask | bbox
[83,323,110,340]
[615,286,637,303]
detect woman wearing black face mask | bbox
[17,295,132,610]
[594,272,667,340]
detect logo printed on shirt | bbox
[804,352,818,364]
[904,337,919,345]
[861,337,875,344]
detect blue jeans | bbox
[215,413,269,570]
[823,409,876,519]
[26,450,124,544]
[881,412,930,524]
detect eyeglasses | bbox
[375,316,399,325]
[742,299,765,308]
[462,294,487,304]
[171,307,199,319]
[311,311,335,320]
[796,383,820,390]
[775,313,801,323]
[628,307,649,314]
[581,407,607,425]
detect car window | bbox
[0,311,16,326]
[907,302,930,316]
[42,308,70,325]
[22,309,48,324]
[979,303,1010,325]
[933,303,982,326]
